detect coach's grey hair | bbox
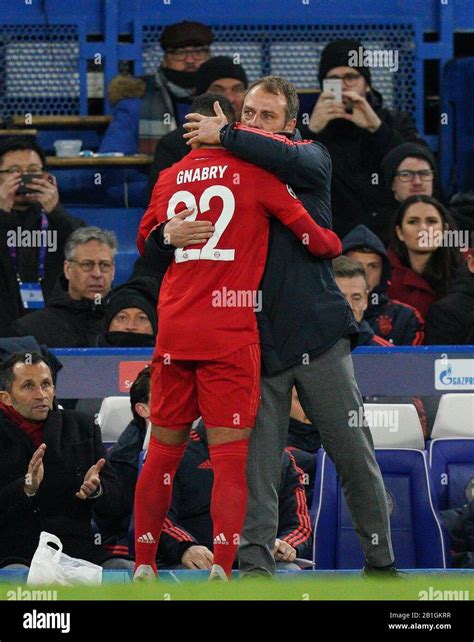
[64,226,118,261]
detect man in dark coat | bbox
[147,56,248,195]
[0,138,84,336]
[425,249,474,344]
[299,39,425,241]
[10,227,116,348]
[0,352,128,568]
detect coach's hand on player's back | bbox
[181,545,214,570]
[164,208,214,248]
[273,538,297,562]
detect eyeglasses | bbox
[395,170,434,182]
[166,46,210,61]
[68,259,114,273]
[0,165,45,174]
[325,72,362,86]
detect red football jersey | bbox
[139,148,339,359]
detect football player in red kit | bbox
[133,94,341,581]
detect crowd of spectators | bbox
[0,21,472,573]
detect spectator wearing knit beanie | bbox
[299,38,426,241]
[381,142,438,203]
[98,277,158,347]
[195,56,248,119]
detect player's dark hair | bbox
[0,351,50,393]
[191,93,236,123]
[332,256,368,287]
[0,137,48,169]
[130,366,151,429]
[246,75,300,124]
[389,195,461,297]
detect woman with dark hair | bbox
[387,195,462,319]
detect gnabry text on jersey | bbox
[176,165,228,184]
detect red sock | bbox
[209,439,249,578]
[134,436,186,573]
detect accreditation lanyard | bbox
[8,211,49,309]
[8,211,49,283]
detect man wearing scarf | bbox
[100,21,214,156]
[0,352,129,569]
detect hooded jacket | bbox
[425,261,474,344]
[299,89,424,241]
[9,276,111,348]
[0,203,84,337]
[342,225,424,345]
[387,248,438,320]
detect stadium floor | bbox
[0,569,472,601]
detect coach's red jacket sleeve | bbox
[260,174,342,259]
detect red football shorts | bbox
[150,343,261,429]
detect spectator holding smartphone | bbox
[0,138,84,335]
[300,39,426,241]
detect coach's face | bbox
[241,86,296,133]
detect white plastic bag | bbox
[27,532,102,586]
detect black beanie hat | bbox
[381,143,437,189]
[160,21,214,51]
[105,277,158,334]
[195,56,248,96]
[318,39,372,87]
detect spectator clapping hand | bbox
[23,443,47,496]
[76,458,105,500]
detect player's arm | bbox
[263,175,341,258]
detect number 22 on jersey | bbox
[167,185,236,263]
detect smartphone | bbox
[323,78,342,104]
[16,173,43,195]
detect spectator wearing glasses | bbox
[9,227,116,348]
[147,56,248,194]
[100,21,213,156]
[0,138,84,336]
[299,39,425,241]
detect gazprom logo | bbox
[435,359,474,390]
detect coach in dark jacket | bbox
[299,39,425,241]
[0,352,124,567]
[425,255,474,344]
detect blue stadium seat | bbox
[428,438,474,510]
[68,207,143,286]
[440,57,474,195]
[311,449,449,569]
